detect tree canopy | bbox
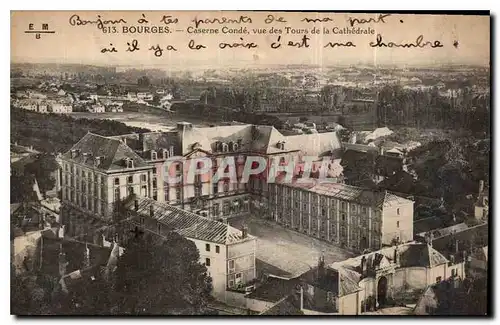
[114,231,213,315]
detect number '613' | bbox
[102,26,117,34]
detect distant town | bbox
[11,62,489,316]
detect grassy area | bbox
[11,107,151,154]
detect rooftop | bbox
[277,178,413,208]
[124,196,254,245]
[99,122,342,159]
[246,276,300,303]
[259,295,304,315]
[327,242,450,296]
[39,234,112,277]
[61,132,151,172]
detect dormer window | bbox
[162,149,170,159]
[70,149,80,159]
[276,141,285,150]
[151,150,158,160]
[232,142,239,151]
[124,158,134,168]
[221,143,229,152]
[83,152,92,163]
[94,156,103,167]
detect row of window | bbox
[150,148,174,161]
[63,187,106,215]
[205,243,221,253]
[212,200,250,217]
[272,186,402,217]
[115,174,148,185]
[62,167,105,184]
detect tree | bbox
[114,232,213,315]
[24,154,59,196]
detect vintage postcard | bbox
[10,11,490,316]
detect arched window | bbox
[221,143,229,152]
[151,150,158,160]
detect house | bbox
[268,179,414,251]
[468,246,488,279]
[245,276,302,313]
[50,102,73,114]
[413,277,487,315]
[137,92,154,101]
[120,195,257,304]
[88,104,105,113]
[246,242,463,315]
[259,295,304,315]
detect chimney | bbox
[393,246,399,265]
[134,199,139,211]
[242,224,248,238]
[300,286,304,310]
[95,156,102,167]
[70,149,80,159]
[58,244,67,277]
[317,253,325,279]
[177,122,193,133]
[83,243,90,269]
[149,204,154,218]
[427,232,434,247]
[58,225,65,239]
[361,255,367,275]
[349,133,357,144]
[479,180,484,195]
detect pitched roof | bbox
[338,267,362,296]
[277,178,413,208]
[39,235,112,277]
[124,196,253,245]
[245,276,300,303]
[114,124,342,158]
[259,295,304,315]
[328,242,450,293]
[282,132,342,158]
[60,264,104,293]
[399,243,448,268]
[62,132,150,172]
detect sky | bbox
[11,11,490,68]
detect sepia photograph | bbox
[9,10,490,316]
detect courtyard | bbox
[229,215,355,278]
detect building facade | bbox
[119,196,257,303]
[267,180,414,252]
[245,242,465,315]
